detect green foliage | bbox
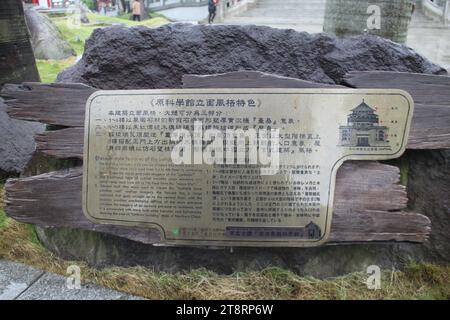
[0,209,7,231]
[81,0,96,11]
[382,156,409,187]
[36,58,76,83]
[405,262,449,285]
[402,263,450,299]
[50,12,168,55]
[24,224,42,247]
[399,156,409,187]
[0,184,7,231]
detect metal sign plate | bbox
[82,89,413,247]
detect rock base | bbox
[406,149,450,264]
[36,225,426,278]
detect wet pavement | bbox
[0,259,143,300]
[158,5,208,23]
[407,10,450,71]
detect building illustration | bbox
[339,100,389,147]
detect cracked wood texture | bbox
[4,162,430,244]
[1,82,96,127]
[1,71,449,158]
[1,71,435,244]
[343,71,450,149]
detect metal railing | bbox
[145,0,208,11]
[421,0,450,24]
[145,0,257,22]
[215,0,256,22]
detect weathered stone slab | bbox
[56,24,446,88]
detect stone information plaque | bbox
[82,89,413,247]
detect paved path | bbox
[158,6,208,23]
[0,259,141,300]
[223,0,450,71]
[224,0,325,34]
[406,10,450,71]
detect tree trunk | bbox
[323,0,414,43]
[0,0,40,86]
[140,0,150,20]
[118,0,125,13]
